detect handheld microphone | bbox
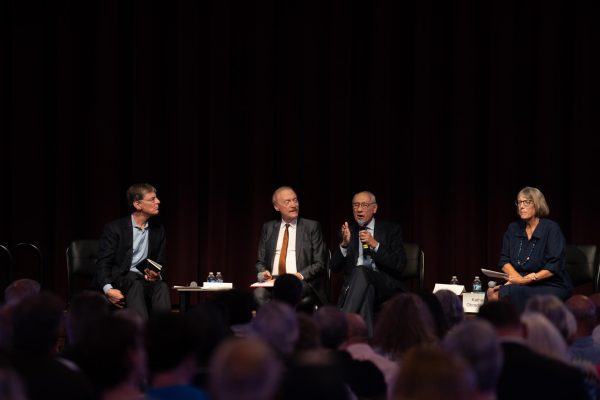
[357,220,369,250]
[488,281,497,289]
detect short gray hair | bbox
[517,187,550,217]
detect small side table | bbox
[173,286,233,312]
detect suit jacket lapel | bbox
[267,221,279,268]
[296,218,304,266]
[123,216,134,268]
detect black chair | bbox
[401,243,425,291]
[66,240,100,301]
[565,244,599,292]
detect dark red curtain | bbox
[2,0,599,302]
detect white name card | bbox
[462,292,485,313]
[433,283,465,296]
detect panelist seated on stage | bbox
[255,186,327,309]
[96,183,171,319]
[330,191,407,336]
[487,186,572,311]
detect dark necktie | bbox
[279,223,290,275]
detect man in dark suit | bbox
[96,183,171,319]
[255,186,327,309]
[478,301,588,400]
[331,191,406,336]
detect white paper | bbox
[433,283,465,296]
[463,292,486,313]
[201,282,233,289]
[481,268,508,279]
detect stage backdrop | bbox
[2,0,599,303]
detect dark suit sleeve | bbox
[372,222,407,277]
[256,223,271,274]
[151,225,167,280]
[96,222,121,288]
[299,221,327,282]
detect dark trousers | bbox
[338,267,403,337]
[114,271,171,319]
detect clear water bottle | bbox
[450,276,459,285]
[215,272,223,283]
[207,272,215,283]
[472,276,482,292]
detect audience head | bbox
[312,305,348,349]
[345,313,369,344]
[211,289,256,327]
[394,347,475,400]
[250,300,298,356]
[79,314,146,393]
[419,291,450,338]
[11,292,64,356]
[65,290,110,346]
[3,279,40,307]
[478,300,522,336]
[525,295,576,342]
[210,337,281,400]
[295,313,321,352]
[521,311,569,363]
[273,274,303,308]
[566,295,597,335]
[442,319,503,394]
[373,293,437,360]
[281,350,351,400]
[186,303,231,369]
[435,289,465,328]
[146,312,200,381]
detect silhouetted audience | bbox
[272,273,303,309]
[435,289,465,329]
[250,300,299,358]
[61,290,111,370]
[343,312,398,399]
[419,290,451,338]
[145,312,208,399]
[442,319,502,400]
[394,347,475,400]
[313,305,387,399]
[77,314,146,400]
[295,312,321,352]
[478,300,588,400]
[209,337,281,400]
[9,292,95,400]
[373,293,437,361]
[567,295,600,364]
[281,350,352,400]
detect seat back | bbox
[565,244,599,291]
[66,240,100,300]
[401,243,424,291]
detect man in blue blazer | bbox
[96,183,171,319]
[331,191,407,335]
[255,186,328,309]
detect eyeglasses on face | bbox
[352,202,375,210]
[514,199,533,207]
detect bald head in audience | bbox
[566,295,596,337]
[345,313,368,345]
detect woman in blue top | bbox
[488,187,572,311]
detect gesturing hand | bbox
[340,222,351,248]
